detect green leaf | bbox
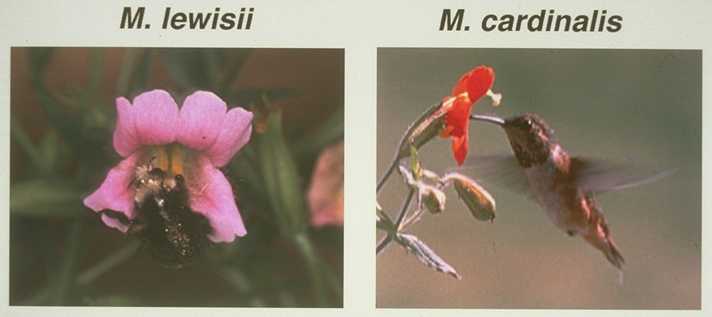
[218,267,252,294]
[395,233,462,280]
[116,48,151,96]
[25,49,85,152]
[217,49,252,94]
[27,47,54,77]
[293,107,344,161]
[11,116,47,173]
[161,48,215,90]
[256,110,307,235]
[39,130,59,172]
[293,233,327,306]
[51,219,83,305]
[76,241,141,286]
[10,179,85,217]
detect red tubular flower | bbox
[440,66,496,165]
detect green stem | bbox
[376,236,392,254]
[377,103,440,193]
[116,48,141,96]
[51,219,83,305]
[11,116,48,173]
[376,188,415,255]
[76,240,141,285]
[293,233,327,307]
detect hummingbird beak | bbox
[470,114,505,126]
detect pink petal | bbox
[132,90,179,146]
[176,91,227,151]
[112,97,139,157]
[188,156,246,242]
[311,195,344,227]
[206,107,253,167]
[308,142,344,227]
[83,154,139,230]
[101,213,130,233]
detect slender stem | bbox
[377,103,441,193]
[376,188,415,254]
[116,48,141,96]
[401,206,424,230]
[395,188,416,227]
[294,233,327,307]
[376,161,398,193]
[51,219,83,305]
[376,236,392,254]
[76,240,141,285]
[10,116,47,173]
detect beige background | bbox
[1,0,712,316]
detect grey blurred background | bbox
[377,48,700,309]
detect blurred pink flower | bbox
[308,142,344,227]
[83,90,253,242]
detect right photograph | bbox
[376,48,701,309]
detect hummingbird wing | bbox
[453,154,534,199]
[454,155,674,198]
[569,157,676,194]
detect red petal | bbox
[451,66,495,101]
[451,133,468,166]
[444,94,472,138]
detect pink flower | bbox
[307,142,344,227]
[83,90,253,243]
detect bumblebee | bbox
[126,158,212,268]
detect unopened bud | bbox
[421,168,440,182]
[443,173,496,222]
[421,185,446,214]
[397,107,446,159]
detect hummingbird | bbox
[463,113,672,270]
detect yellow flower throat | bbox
[148,144,186,177]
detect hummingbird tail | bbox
[603,238,625,270]
[584,229,625,269]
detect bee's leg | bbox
[174,174,185,187]
[147,155,157,169]
[127,217,148,235]
[127,209,148,235]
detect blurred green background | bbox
[10,47,343,307]
[377,48,700,308]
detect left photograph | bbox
[10,47,344,307]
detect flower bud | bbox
[397,107,446,159]
[420,184,446,214]
[443,173,496,222]
[421,168,440,182]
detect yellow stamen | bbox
[170,144,184,176]
[154,146,170,171]
[486,89,502,107]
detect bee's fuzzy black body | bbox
[129,165,212,268]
